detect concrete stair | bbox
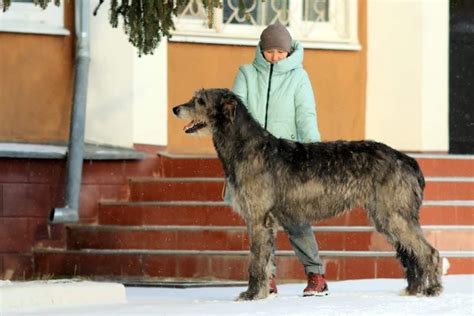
[34,152,474,282]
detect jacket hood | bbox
[253,40,304,74]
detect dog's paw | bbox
[399,286,422,297]
[235,290,268,301]
[236,290,256,301]
[423,284,443,297]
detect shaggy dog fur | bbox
[173,88,443,300]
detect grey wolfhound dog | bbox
[173,88,443,300]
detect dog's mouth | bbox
[183,120,207,133]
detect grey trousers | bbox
[277,221,325,276]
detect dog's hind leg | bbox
[367,208,442,296]
[367,205,420,293]
[237,212,278,301]
[394,225,442,296]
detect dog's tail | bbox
[392,150,425,214]
[416,165,426,191]
[410,157,425,191]
[406,155,425,213]
[393,149,425,190]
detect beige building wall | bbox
[132,41,168,146]
[366,0,449,152]
[86,0,168,148]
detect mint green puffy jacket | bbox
[232,41,320,142]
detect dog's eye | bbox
[197,98,205,106]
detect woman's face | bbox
[263,49,289,64]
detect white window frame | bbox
[171,0,360,51]
[0,0,69,36]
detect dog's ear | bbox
[198,88,208,106]
[222,94,237,124]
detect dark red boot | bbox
[269,276,278,295]
[303,273,328,297]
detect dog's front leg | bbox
[237,218,276,301]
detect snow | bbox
[0,280,126,312]
[4,275,473,315]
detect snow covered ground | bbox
[5,275,473,315]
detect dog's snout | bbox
[172,106,180,116]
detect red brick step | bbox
[99,201,244,226]
[414,155,474,177]
[129,177,224,202]
[66,225,473,252]
[33,249,474,281]
[127,177,473,202]
[99,202,474,226]
[424,177,474,201]
[156,154,474,178]
[157,153,224,178]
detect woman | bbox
[231,23,328,297]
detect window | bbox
[172,0,359,50]
[0,0,69,35]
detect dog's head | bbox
[172,88,238,135]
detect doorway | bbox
[450,0,474,154]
